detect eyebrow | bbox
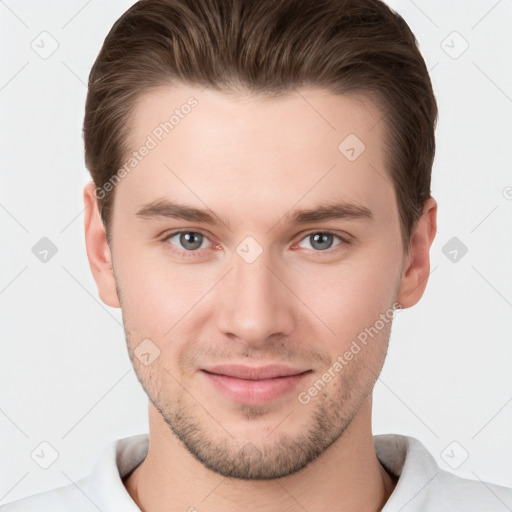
[135,198,373,227]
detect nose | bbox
[216,250,295,347]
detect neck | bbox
[124,398,397,512]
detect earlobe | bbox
[83,182,121,308]
[396,197,437,309]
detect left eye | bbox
[166,231,210,251]
[296,232,343,251]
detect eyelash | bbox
[161,229,351,258]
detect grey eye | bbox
[309,233,334,250]
[169,231,205,251]
[298,232,341,251]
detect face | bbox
[99,85,411,479]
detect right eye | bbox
[163,230,213,255]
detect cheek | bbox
[292,247,400,343]
[115,239,207,319]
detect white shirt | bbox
[2,433,511,511]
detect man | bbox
[2,0,511,510]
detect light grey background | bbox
[1,0,511,505]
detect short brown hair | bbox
[84,0,437,252]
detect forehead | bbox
[127,84,384,154]
[115,84,395,230]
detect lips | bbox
[201,364,312,405]
[202,364,309,380]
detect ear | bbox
[83,182,120,308]
[396,197,437,309]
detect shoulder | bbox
[0,434,148,512]
[0,478,94,512]
[375,433,512,511]
[432,470,512,510]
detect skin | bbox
[84,85,437,512]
